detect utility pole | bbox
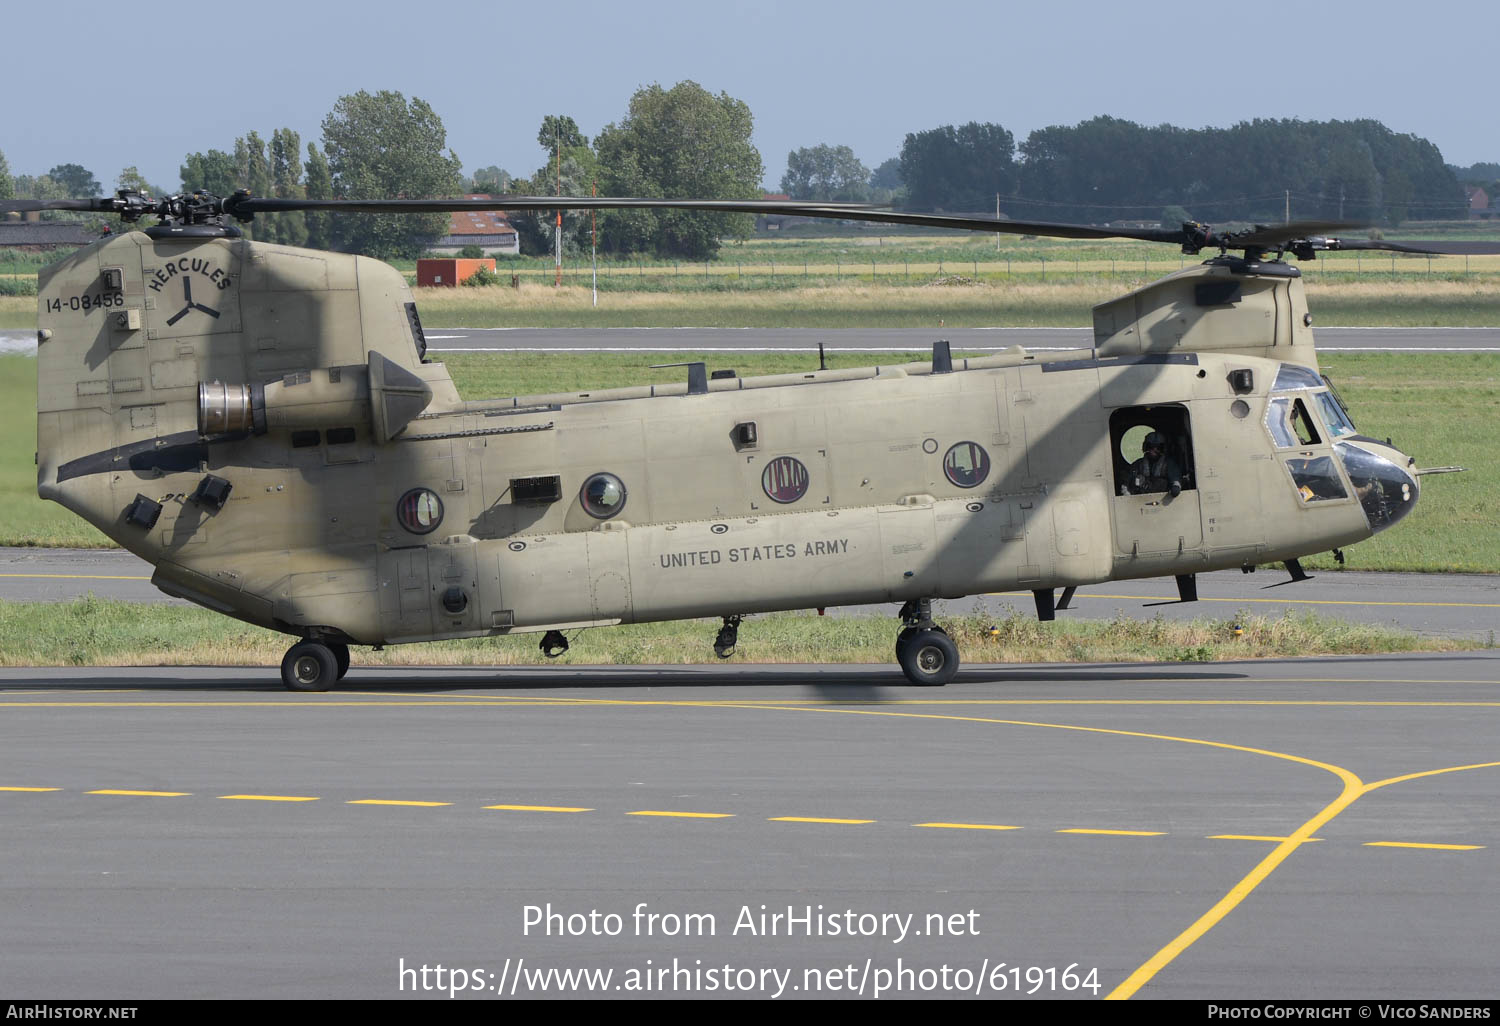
[1285,190,1290,224]
[591,180,598,308]
[554,135,562,288]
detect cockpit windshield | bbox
[1312,389,1356,439]
[1268,362,1357,444]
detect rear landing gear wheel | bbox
[897,629,959,687]
[330,642,351,680]
[895,626,920,664]
[281,640,339,692]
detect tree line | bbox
[782,117,1468,226]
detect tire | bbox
[895,626,920,664]
[897,628,959,687]
[330,643,351,680]
[281,640,339,692]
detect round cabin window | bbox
[942,442,991,489]
[761,456,810,504]
[580,472,627,519]
[396,488,443,534]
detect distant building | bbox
[429,196,519,254]
[416,257,497,288]
[756,193,801,231]
[1466,186,1493,220]
[0,220,95,251]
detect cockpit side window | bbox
[1287,456,1348,503]
[1291,399,1320,445]
[1266,396,1321,447]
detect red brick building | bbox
[429,195,519,254]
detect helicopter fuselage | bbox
[34,232,1419,663]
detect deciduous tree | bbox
[595,81,762,259]
[266,128,308,247]
[303,143,334,251]
[319,90,464,259]
[46,163,101,199]
[180,150,238,196]
[469,165,511,193]
[509,116,599,257]
[899,123,1016,213]
[780,144,869,203]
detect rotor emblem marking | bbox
[761,456,810,504]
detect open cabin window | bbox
[1109,405,1195,497]
[1266,396,1321,448]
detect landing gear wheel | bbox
[281,640,340,692]
[329,642,351,680]
[895,626,920,664]
[898,629,959,687]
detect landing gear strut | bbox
[714,615,743,659]
[895,598,959,686]
[539,630,570,658]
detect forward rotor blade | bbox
[1231,221,1364,247]
[1310,237,1443,255]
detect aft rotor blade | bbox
[0,198,107,213]
[228,194,1200,244]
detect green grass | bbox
[0,355,108,547]
[4,350,1496,570]
[0,596,1465,668]
[1303,353,1499,572]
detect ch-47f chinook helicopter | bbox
[4,189,1446,690]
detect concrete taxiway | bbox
[1,656,1497,999]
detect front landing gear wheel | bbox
[330,642,351,680]
[897,629,959,686]
[281,640,340,692]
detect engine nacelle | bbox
[198,352,432,441]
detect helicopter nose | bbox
[1336,440,1419,534]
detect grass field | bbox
[398,278,1500,329]
[1,350,1495,570]
[0,596,1466,668]
[5,235,1500,330]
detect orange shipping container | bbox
[416,258,496,287]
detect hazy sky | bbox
[5,0,1495,195]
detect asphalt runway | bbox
[2,656,1497,1000]
[6,547,1496,640]
[421,325,1500,353]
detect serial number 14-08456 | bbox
[47,293,125,313]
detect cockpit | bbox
[1266,362,1417,532]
